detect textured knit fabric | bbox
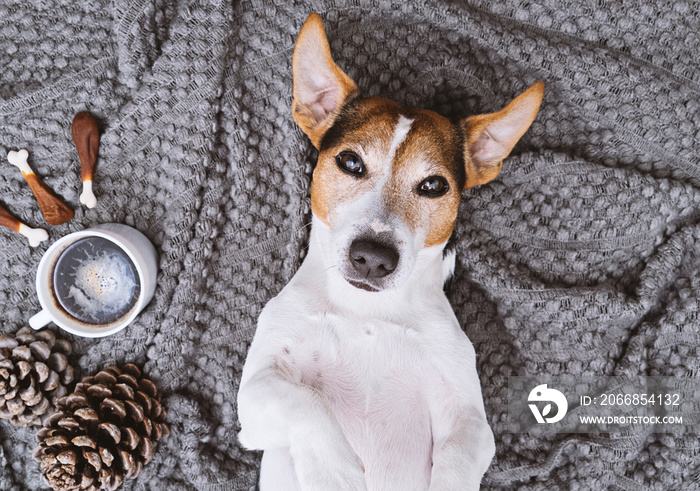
[1,0,699,489]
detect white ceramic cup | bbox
[29,223,158,338]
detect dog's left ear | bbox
[292,13,359,148]
[460,81,544,189]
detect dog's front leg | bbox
[428,406,495,491]
[238,367,367,491]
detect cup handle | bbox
[29,310,52,330]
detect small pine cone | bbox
[33,364,170,491]
[0,326,74,426]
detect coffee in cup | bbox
[52,236,142,325]
[30,224,158,337]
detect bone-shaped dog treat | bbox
[0,203,48,247]
[7,149,74,225]
[71,112,100,208]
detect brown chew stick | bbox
[0,202,49,246]
[71,112,100,208]
[24,174,74,225]
[0,203,20,231]
[6,149,74,226]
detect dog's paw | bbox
[290,433,367,491]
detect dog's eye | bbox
[418,176,449,197]
[336,152,365,176]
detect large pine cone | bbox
[0,326,74,426]
[33,364,170,491]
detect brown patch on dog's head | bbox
[382,108,465,248]
[310,97,402,226]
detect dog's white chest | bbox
[275,311,443,488]
[239,226,493,490]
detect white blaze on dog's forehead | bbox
[388,115,413,162]
[370,219,392,233]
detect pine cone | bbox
[0,326,74,426]
[33,364,170,491]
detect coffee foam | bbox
[66,249,138,323]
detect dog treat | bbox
[71,112,100,209]
[6,149,74,225]
[0,203,48,247]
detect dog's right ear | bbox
[292,13,359,148]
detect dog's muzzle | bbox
[346,239,399,292]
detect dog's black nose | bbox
[349,240,399,278]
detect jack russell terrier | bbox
[237,12,544,491]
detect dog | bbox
[237,12,544,491]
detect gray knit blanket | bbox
[1,0,699,489]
